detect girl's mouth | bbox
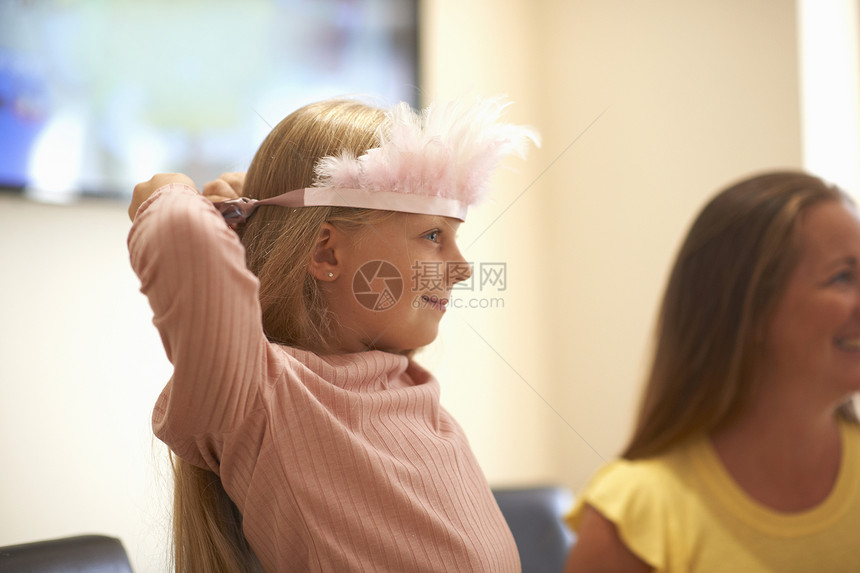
[421,294,448,312]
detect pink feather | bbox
[312,97,540,206]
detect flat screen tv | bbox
[0,0,419,201]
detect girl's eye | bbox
[424,230,439,243]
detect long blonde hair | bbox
[171,100,392,572]
[623,171,858,460]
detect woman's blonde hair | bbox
[623,171,858,461]
[171,99,392,572]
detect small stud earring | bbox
[327,272,334,278]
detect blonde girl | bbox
[128,98,538,572]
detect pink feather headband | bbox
[216,97,540,227]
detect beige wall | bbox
[0,196,174,571]
[548,0,803,488]
[417,0,557,487]
[420,0,803,491]
[1,2,809,571]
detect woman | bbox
[566,172,860,572]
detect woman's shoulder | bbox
[843,419,860,442]
[567,448,695,529]
[596,454,685,494]
[592,449,691,490]
[566,452,697,571]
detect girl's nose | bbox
[447,248,473,286]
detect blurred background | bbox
[1,1,858,571]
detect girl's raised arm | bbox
[128,177,270,463]
[128,173,195,221]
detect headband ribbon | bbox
[216,97,540,229]
[216,187,468,229]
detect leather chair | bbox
[493,486,576,573]
[0,491,573,573]
[0,534,133,572]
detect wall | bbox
[0,1,811,571]
[547,0,803,487]
[421,0,803,491]
[417,0,556,487]
[797,0,860,196]
[0,196,174,570]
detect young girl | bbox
[565,172,860,572]
[128,98,538,572]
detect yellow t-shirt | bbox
[566,422,860,572]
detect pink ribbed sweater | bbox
[128,184,520,572]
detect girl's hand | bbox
[202,172,246,203]
[129,173,197,221]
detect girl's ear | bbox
[308,222,343,281]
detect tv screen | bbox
[0,0,419,201]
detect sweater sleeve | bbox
[566,459,681,572]
[128,183,271,468]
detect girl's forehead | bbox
[397,212,461,229]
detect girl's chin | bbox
[393,334,440,353]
